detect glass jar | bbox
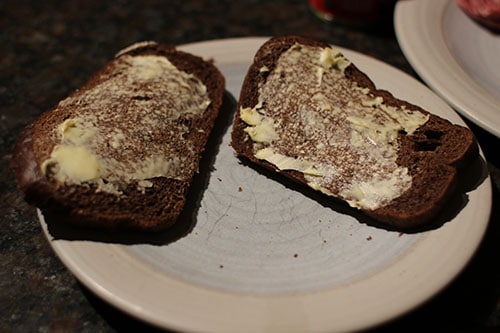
[309,0,397,26]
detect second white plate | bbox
[395,0,500,137]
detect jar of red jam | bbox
[309,0,397,25]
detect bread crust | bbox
[11,42,225,231]
[231,35,478,230]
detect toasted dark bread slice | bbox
[231,36,478,230]
[11,41,225,231]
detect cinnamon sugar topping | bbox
[240,44,429,210]
[42,54,211,194]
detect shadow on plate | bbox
[43,91,237,246]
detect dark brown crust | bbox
[231,35,478,230]
[11,42,225,231]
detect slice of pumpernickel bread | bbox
[231,35,478,230]
[11,41,225,231]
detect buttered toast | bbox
[231,36,477,230]
[11,41,225,231]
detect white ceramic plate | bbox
[395,0,500,137]
[39,37,491,333]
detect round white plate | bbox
[39,37,492,333]
[395,0,500,137]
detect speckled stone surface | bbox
[1,0,499,332]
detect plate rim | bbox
[40,37,492,333]
[394,0,500,137]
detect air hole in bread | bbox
[132,95,151,101]
[414,141,441,152]
[424,130,444,140]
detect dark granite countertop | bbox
[1,0,499,332]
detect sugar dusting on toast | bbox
[41,54,211,195]
[240,44,429,210]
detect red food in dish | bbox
[457,0,500,30]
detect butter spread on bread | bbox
[231,36,478,230]
[41,54,211,195]
[239,43,429,210]
[11,41,225,231]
